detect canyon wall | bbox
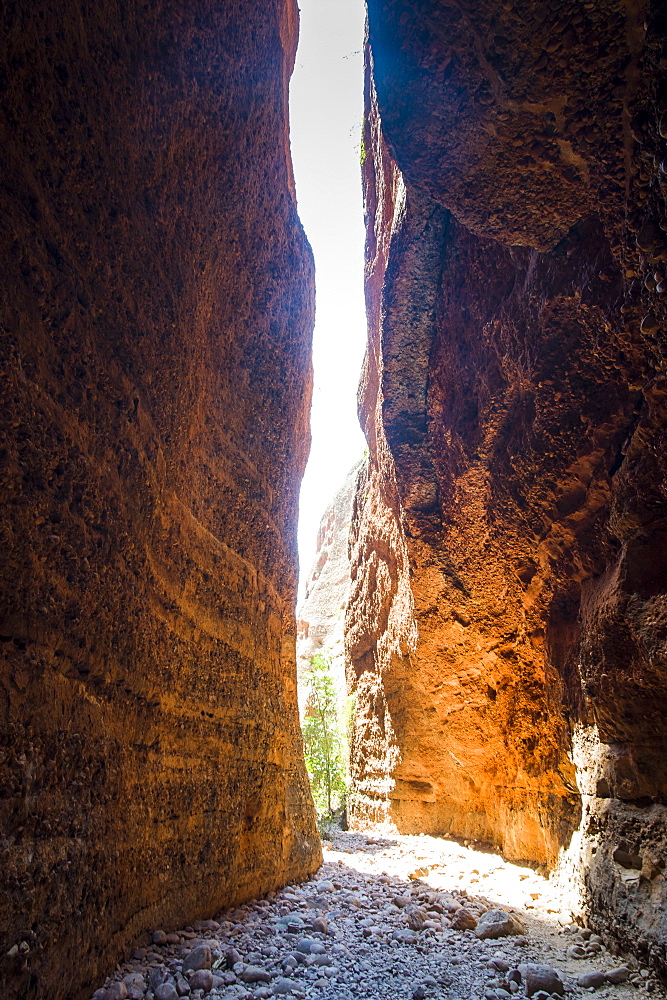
[347,0,667,968]
[0,3,320,998]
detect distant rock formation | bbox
[297,459,363,709]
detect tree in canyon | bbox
[301,654,348,819]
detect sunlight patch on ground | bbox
[323,831,570,927]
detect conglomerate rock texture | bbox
[347,0,667,971]
[0,3,320,998]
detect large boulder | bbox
[475,910,524,940]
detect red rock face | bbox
[348,0,667,967]
[0,2,320,998]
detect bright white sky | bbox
[290,0,367,593]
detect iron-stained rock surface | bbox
[0,2,320,998]
[348,0,667,970]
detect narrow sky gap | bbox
[290,0,367,592]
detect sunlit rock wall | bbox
[347,0,667,968]
[0,2,320,998]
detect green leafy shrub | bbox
[301,654,347,819]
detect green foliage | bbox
[301,654,347,819]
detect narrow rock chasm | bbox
[2,0,667,999]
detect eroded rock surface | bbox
[347,0,667,969]
[0,2,320,998]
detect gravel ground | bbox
[90,829,665,1000]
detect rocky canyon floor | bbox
[90,831,664,1000]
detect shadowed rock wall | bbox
[0,2,320,998]
[347,0,667,968]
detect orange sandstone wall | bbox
[0,2,320,998]
[347,0,667,968]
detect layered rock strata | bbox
[0,3,320,998]
[347,0,667,969]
